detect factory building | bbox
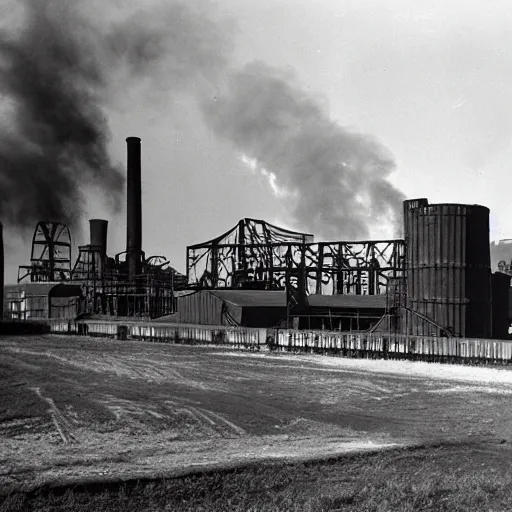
[4,138,183,321]
[161,290,287,327]
[158,291,386,330]
[183,200,510,338]
[1,137,510,339]
[4,282,81,320]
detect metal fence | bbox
[48,319,267,350]
[46,319,512,364]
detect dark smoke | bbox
[100,2,405,240]
[0,0,404,241]
[0,0,125,230]
[202,62,405,240]
[113,0,404,240]
[0,0,233,232]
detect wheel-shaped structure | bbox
[18,222,72,282]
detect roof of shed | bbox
[4,282,82,297]
[207,290,386,309]
[307,294,387,309]
[210,290,287,307]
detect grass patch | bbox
[3,443,512,511]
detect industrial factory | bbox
[3,138,512,340]
[5,138,183,322]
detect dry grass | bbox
[3,443,512,511]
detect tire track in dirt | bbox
[6,346,224,392]
[198,408,246,436]
[98,395,245,438]
[30,387,78,444]
[165,398,246,437]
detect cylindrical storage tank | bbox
[404,199,491,338]
[89,219,108,256]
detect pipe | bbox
[126,137,142,278]
[90,218,108,278]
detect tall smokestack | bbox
[0,223,3,320]
[126,137,142,278]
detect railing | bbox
[47,319,266,350]
[46,319,512,364]
[270,330,512,364]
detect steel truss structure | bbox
[74,252,176,318]
[187,219,405,296]
[17,223,178,319]
[78,273,174,319]
[18,222,72,283]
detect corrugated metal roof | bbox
[4,282,82,297]
[174,290,197,298]
[203,290,386,309]
[5,282,57,296]
[307,294,387,309]
[210,290,287,307]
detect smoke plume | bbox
[0,0,404,241]
[0,0,233,232]
[202,62,405,240]
[0,0,125,230]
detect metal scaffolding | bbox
[17,222,72,282]
[187,218,405,296]
[16,222,177,319]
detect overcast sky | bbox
[5,0,512,281]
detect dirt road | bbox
[2,335,512,490]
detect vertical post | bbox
[186,249,190,285]
[285,279,291,329]
[336,243,344,294]
[211,243,219,288]
[315,244,324,295]
[368,244,375,295]
[238,219,246,273]
[299,242,307,305]
[267,243,274,290]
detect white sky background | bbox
[5,0,512,280]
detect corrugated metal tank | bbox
[404,198,492,338]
